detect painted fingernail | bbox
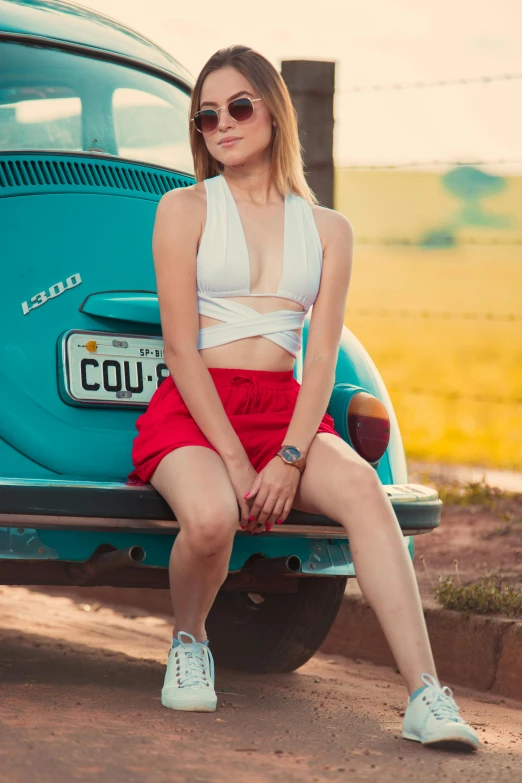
[277,519,283,524]
[249,516,255,522]
[240,524,246,530]
[244,492,250,498]
[266,524,272,532]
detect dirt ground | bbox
[1,483,521,782]
[0,585,521,783]
[410,489,522,605]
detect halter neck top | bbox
[196,173,323,357]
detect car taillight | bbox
[347,391,390,464]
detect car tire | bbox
[206,575,348,673]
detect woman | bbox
[128,45,479,751]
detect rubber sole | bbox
[403,731,478,752]
[422,737,478,752]
[161,692,217,712]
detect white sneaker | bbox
[402,674,479,751]
[161,630,217,712]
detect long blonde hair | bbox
[188,45,317,204]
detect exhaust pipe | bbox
[244,555,301,580]
[69,545,146,584]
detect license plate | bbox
[62,330,169,406]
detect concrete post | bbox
[280,60,335,208]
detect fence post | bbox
[280,60,335,208]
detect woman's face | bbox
[197,66,273,169]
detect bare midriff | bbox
[198,294,305,372]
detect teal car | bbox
[0,0,441,673]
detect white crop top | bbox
[196,174,323,357]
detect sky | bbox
[83,0,522,174]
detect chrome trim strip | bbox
[0,514,422,537]
[0,513,348,538]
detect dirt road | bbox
[0,587,520,783]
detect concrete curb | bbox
[320,593,522,701]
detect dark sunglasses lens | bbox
[195,110,218,133]
[229,98,254,122]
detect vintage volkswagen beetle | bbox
[0,0,441,673]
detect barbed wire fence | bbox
[337,70,522,413]
[338,71,522,93]
[337,71,521,171]
[340,158,522,170]
[348,309,521,322]
[356,236,522,245]
[386,389,521,405]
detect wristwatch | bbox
[276,444,307,475]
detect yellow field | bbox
[334,169,522,470]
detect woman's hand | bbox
[226,459,259,529]
[244,457,301,533]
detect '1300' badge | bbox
[21,273,82,315]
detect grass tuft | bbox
[416,473,522,526]
[434,574,522,618]
[435,476,515,508]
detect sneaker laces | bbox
[171,631,215,689]
[420,673,465,724]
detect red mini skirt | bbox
[127,366,343,486]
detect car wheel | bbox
[206,576,348,673]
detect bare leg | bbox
[150,446,240,643]
[293,433,436,695]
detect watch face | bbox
[281,445,301,463]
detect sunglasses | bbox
[191,96,263,134]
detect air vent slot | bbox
[0,154,193,196]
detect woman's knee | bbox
[342,458,382,504]
[180,503,239,558]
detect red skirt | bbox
[127,367,343,486]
